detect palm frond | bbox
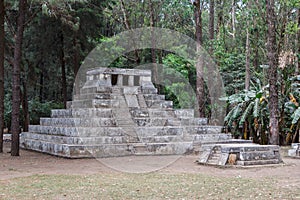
[239,102,254,126]
[253,98,260,118]
[291,107,300,125]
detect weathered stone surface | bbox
[288,143,300,157]
[198,143,282,166]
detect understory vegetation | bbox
[1,0,300,151]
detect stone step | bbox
[174,109,195,118]
[21,139,193,158]
[145,100,173,109]
[239,151,279,161]
[180,118,208,126]
[39,118,117,127]
[220,144,280,153]
[133,142,193,156]
[28,125,125,137]
[136,127,185,137]
[236,159,281,166]
[21,132,127,145]
[193,134,232,142]
[143,94,165,100]
[129,109,197,119]
[129,108,149,118]
[141,88,158,94]
[68,99,120,109]
[133,118,181,127]
[20,139,133,158]
[51,108,113,118]
[207,160,218,165]
[80,86,113,94]
[148,109,176,118]
[210,155,221,160]
[137,94,148,108]
[186,126,224,134]
[140,135,185,143]
[73,93,112,100]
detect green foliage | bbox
[162,54,196,109]
[28,99,63,125]
[4,97,63,129]
[291,107,300,125]
[222,78,269,142]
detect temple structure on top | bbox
[20,67,282,166]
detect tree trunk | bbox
[21,78,29,132]
[231,0,236,39]
[0,0,4,153]
[119,0,140,64]
[194,0,205,118]
[73,33,80,77]
[149,0,159,91]
[267,0,279,145]
[216,0,223,39]
[60,29,67,109]
[296,9,300,75]
[39,68,44,101]
[245,26,251,91]
[209,0,214,54]
[11,0,27,156]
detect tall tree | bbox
[209,0,214,54]
[60,28,67,109]
[296,8,300,74]
[245,2,251,91]
[267,0,279,145]
[149,0,159,91]
[11,0,27,156]
[231,0,236,39]
[119,0,140,64]
[0,0,4,153]
[193,0,205,117]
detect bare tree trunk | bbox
[267,0,279,145]
[0,0,4,153]
[60,29,67,109]
[216,0,223,39]
[194,0,205,118]
[149,0,159,91]
[296,9,300,75]
[39,68,44,101]
[21,78,29,132]
[11,0,27,156]
[119,0,140,64]
[209,0,214,54]
[245,2,251,90]
[245,25,251,91]
[231,0,236,39]
[73,32,80,77]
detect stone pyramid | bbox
[20,67,231,158]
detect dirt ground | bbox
[1,142,300,190]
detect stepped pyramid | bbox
[20,67,230,157]
[20,67,282,166]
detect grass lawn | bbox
[0,172,297,200]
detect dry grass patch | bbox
[0,172,298,200]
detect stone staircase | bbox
[206,146,222,165]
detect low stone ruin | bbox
[288,143,300,158]
[20,67,282,166]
